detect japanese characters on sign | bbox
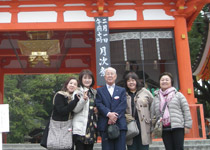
[95,17,111,86]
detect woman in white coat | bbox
[73,69,97,150]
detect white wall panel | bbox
[143,9,174,20]
[109,10,137,21]
[18,11,57,23]
[0,12,11,23]
[64,11,94,22]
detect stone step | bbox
[184,139,210,145]
[160,139,210,143]
[3,139,210,150]
[151,139,210,145]
[3,144,46,150]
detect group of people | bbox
[51,69,97,150]
[49,67,192,150]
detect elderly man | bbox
[96,67,127,150]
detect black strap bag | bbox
[40,121,50,148]
[107,124,120,140]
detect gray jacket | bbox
[151,89,192,129]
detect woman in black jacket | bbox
[51,76,80,150]
[52,76,79,121]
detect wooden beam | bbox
[2,67,89,74]
[176,0,185,8]
[0,48,93,56]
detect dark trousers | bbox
[127,134,149,150]
[162,128,184,150]
[74,140,94,150]
[100,131,126,150]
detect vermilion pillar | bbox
[174,16,196,104]
[0,68,4,104]
[0,68,7,143]
[174,15,204,139]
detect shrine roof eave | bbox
[0,0,208,31]
[185,1,210,31]
[0,21,175,31]
[192,23,210,80]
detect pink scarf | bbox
[159,87,176,126]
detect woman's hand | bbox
[93,107,98,113]
[83,91,88,100]
[185,128,190,134]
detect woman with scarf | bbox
[72,69,97,150]
[151,72,192,150]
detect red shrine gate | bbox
[0,0,209,141]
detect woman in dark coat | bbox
[51,76,80,150]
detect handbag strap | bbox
[154,102,167,124]
[50,93,57,118]
[51,92,72,119]
[160,102,167,118]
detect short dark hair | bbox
[124,72,143,92]
[79,69,95,87]
[159,72,174,86]
[61,76,78,91]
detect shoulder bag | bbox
[47,118,73,150]
[126,120,139,140]
[40,92,73,149]
[125,100,139,140]
[152,102,167,138]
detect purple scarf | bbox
[159,87,176,126]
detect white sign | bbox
[0,104,9,132]
[0,132,2,150]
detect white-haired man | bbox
[96,67,127,150]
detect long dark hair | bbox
[79,69,95,88]
[61,76,78,91]
[124,72,143,92]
